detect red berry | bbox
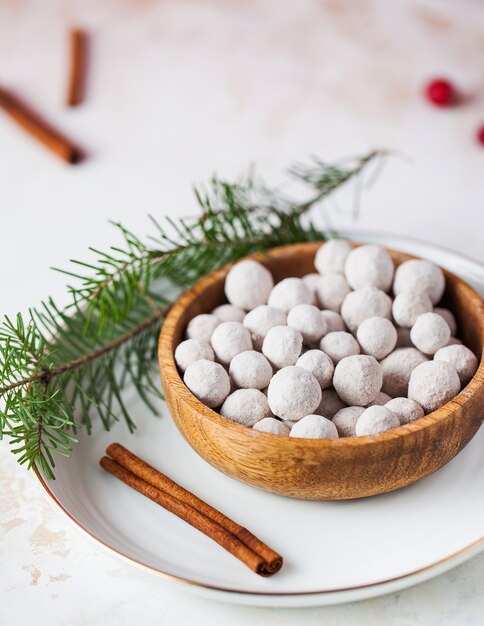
[477,125,484,146]
[425,79,455,107]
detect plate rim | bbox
[33,231,484,602]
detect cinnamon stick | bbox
[100,456,279,576]
[102,443,283,576]
[0,87,83,163]
[106,442,282,573]
[66,28,88,107]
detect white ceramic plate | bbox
[36,232,484,608]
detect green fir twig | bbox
[0,151,385,478]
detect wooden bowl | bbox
[158,242,484,500]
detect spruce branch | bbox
[0,150,385,478]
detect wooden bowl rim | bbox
[159,241,484,447]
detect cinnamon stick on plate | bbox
[101,443,283,577]
[0,87,83,163]
[66,28,88,107]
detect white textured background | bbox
[1,0,484,624]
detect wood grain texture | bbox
[158,242,484,500]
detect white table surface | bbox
[1,0,484,623]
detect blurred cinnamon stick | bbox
[0,87,83,163]
[66,28,88,107]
